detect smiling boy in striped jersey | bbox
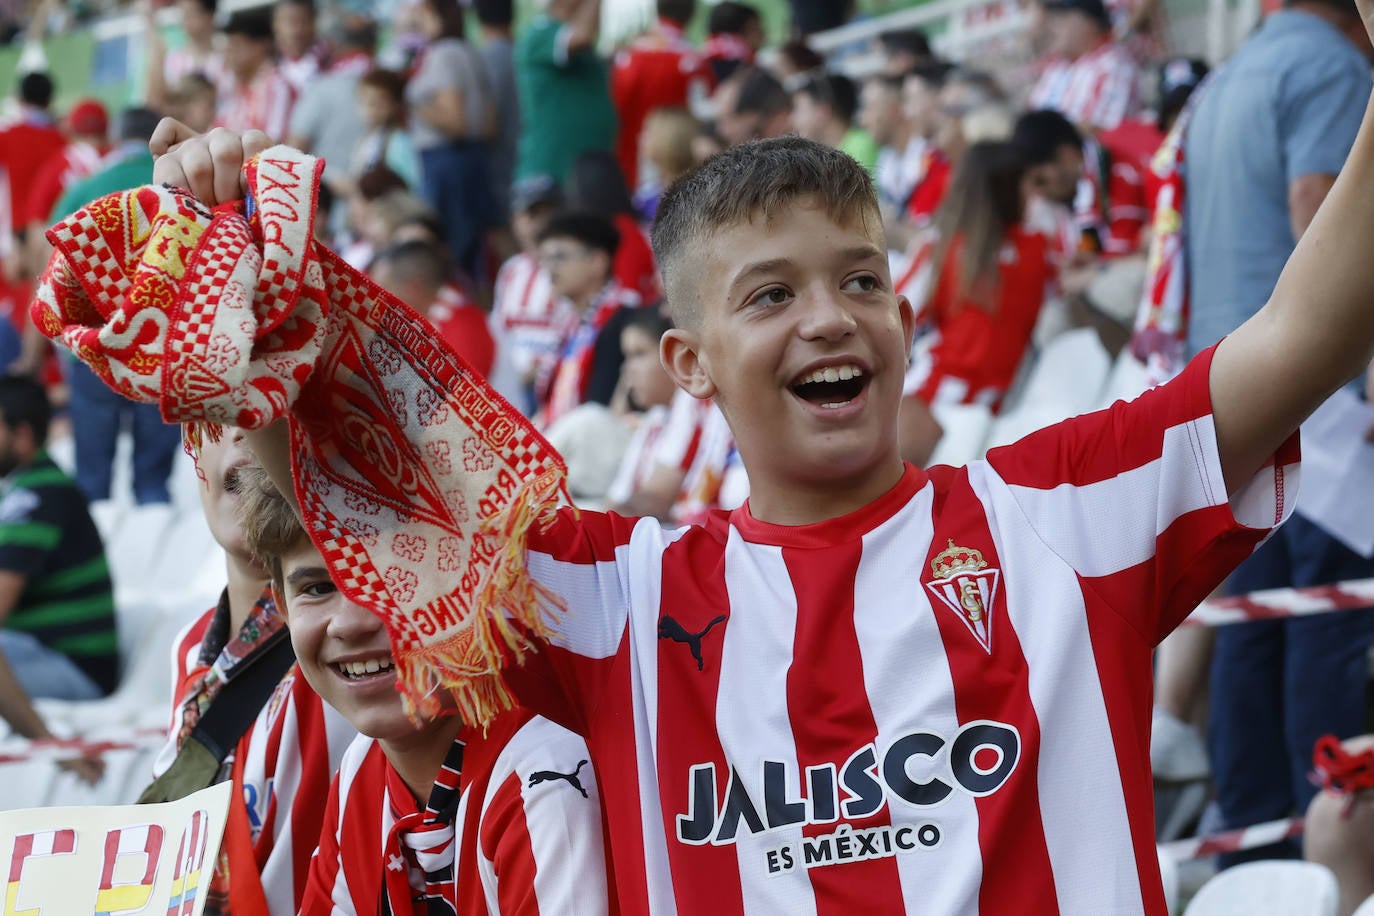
[116,47,1374,908]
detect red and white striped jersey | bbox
[154,608,357,913]
[215,64,296,140]
[300,710,609,915]
[1029,41,1141,131]
[488,252,571,414]
[503,345,1299,914]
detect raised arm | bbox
[1210,10,1374,495]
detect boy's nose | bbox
[798,290,858,339]
[327,599,386,640]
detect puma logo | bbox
[658,614,728,671]
[528,759,590,798]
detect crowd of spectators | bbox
[2,0,1374,908]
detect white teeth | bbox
[798,365,864,386]
[821,401,852,409]
[339,658,394,678]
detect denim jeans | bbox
[0,629,104,700]
[1207,513,1374,866]
[64,356,182,505]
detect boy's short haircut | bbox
[651,136,878,327]
[1011,108,1083,165]
[189,0,218,14]
[238,464,308,590]
[0,376,51,444]
[474,0,513,26]
[537,212,621,259]
[358,68,408,103]
[794,72,859,125]
[707,1,759,35]
[373,239,449,290]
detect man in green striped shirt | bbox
[0,378,117,778]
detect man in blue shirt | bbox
[1184,0,1374,864]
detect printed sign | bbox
[0,782,230,916]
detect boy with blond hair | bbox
[236,464,609,914]
[42,36,1374,904]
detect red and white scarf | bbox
[33,148,568,727]
[1128,76,1212,387]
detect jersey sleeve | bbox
[477,717,608,915]
[982,343,1299,640]
[505,508,641,733]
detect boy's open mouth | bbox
[333,657,396,681]
[790,364,867,408]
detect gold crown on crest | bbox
[930,539,988,579]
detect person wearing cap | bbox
[1027,0,1140,132]
[1182,0,1374,869]
[488,176,573,416]
[216,6,295,139]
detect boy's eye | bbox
[297,580,337,599]
[843,274,882,293]
[749,286,792,307]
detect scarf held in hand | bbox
[32,147,567,726]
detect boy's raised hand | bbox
[149,119,275,207]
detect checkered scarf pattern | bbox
[31,147,568,727]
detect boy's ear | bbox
[897,293,917,351]
[660,328,717,400]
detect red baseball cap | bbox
[66,99,109,137]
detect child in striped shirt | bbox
[236,466,610,915]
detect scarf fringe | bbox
[393,469,571,728]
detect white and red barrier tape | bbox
[1159,816,1306,862]
[1183,578,1374,628]
[0,727,165,764]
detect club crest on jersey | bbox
[926,540,1000,653]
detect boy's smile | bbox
[662,199,915,525]
[279,540,450,749]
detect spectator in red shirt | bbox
[567,149,662,303]
[24,100,108,238]
[702,1,763,83]
[0,73,66,236]
[370,240,496,377]
[898,141,1053,463]
[611,0,714,190]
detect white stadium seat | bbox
[1184,860,1339,916]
